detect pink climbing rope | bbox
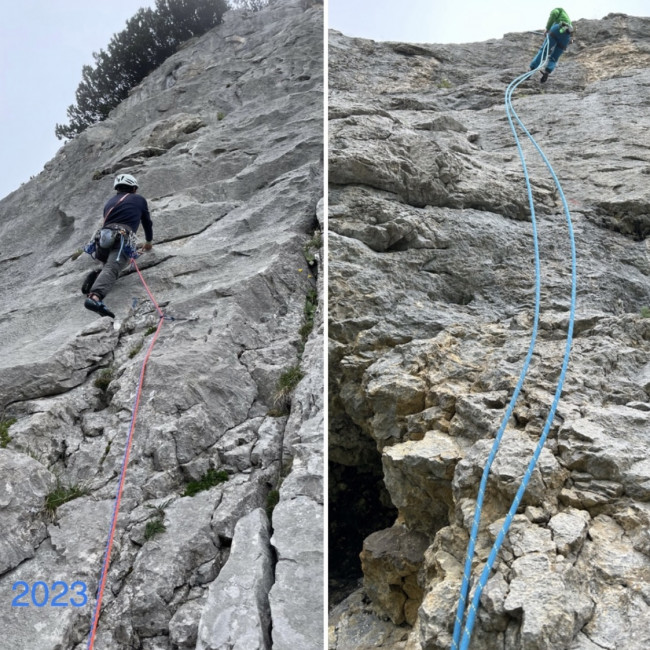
[86,257,164,649]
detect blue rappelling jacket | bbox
[103,192,153,242]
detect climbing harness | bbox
[84,193,139,262]
[84,225,138,263]
[86,257,165,650]
[451,36,577,650]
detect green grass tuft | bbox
[273,364,304,407]
[299,289,318,342]
[144,518,166,540]
[128,342,143,358]
[183,469,229,497]
[144,326,158,336]
[303,231,322,265]
[45,483,89,516]
[641,306,650,318]
[0,418,16,448]
[94,368,114,391]
[146,498,173,518]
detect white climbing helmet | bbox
[114,173,138,189]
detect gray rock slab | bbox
[0,450,56,574]
[196,508,274,650]
[270,495,324,650]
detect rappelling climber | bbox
[82,173,153,318]
[530,7,575,83]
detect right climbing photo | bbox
[327,2,650,649]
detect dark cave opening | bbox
[328,455,398,608]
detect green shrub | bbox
[0,418,16,448]
[437,78,452,89]
[183,468,229,497]
[217,111,226,121]
[641,306,650,318]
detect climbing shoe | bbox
[540,71,549,83]
[81,269,101,294]
[84,297,115,319]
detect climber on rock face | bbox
[530,7,574,83]
[83,173,153,318]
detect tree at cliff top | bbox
[54,0,229,140]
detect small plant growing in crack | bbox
[183,468,229,497]
[303,230,322,266]
[299,289,318,344]
[94,367,114,391]
[273,364,304,410]
[0,417,16,448]
[45,481,89,516]
[144,325,158,336]
[99,439,112,466]
[146,498,174,519]
[641,306,650,318]
[128,342,143,358]
[267,406,289,417]
[144,518,166,541]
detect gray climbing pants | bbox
[90,247,130,300]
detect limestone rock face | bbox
[0,1,323,648]
[328,13,650,650]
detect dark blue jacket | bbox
[103,192,153,242]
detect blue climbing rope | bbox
[452,37,578,649]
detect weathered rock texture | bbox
[0,1,323,648]
[329,13,650,650]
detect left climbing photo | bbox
[0,1,325,649]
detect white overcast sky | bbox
[329,1,650,43]
[2,1,649,199]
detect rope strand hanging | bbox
[451,37,578,650]
[86,258,165,650]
